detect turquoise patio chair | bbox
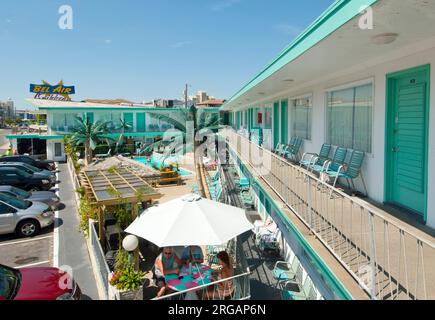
[310,146,348,176]
[283,137,303,162]
[274,143,284,155]
[281,276,317,301]
[300,144,332,170]
[272,256,300,287]
[325,150,367,197]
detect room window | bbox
[327,83,373,153]
[291,96,312,140]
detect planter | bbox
[109,283,144,300]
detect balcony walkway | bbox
[221,164,288,300]
[221,129,435,300]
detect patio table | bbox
[165,264,213,292]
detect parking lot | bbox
[0,226,53,268]
[0,162,59,270]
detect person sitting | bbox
[204,251,235,300]
[181,246,204,265]
[153,247,182,298]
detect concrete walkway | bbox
[57,163,99,300]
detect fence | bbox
[88,219,111,300]
[220,128,435,300]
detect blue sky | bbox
[0,0,334,109]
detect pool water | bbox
[134,155,193,177]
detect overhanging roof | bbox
[223,0,435,111]
[222,0,380,110]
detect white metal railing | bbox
[220,128,435,300]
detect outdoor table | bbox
[165,264,213,292]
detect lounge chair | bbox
[310,146,348,176]
[95,149,111,159]
[272,256,300,287]
[300,144,332,170]
[324,150,367,197]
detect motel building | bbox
[6,99,222,162]
[5,0,435,301]
[218,0,435,300]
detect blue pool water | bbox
[134,155,193,177]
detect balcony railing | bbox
[220,128,435,300]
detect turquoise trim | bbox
[38,107,193,112]
[223,0,379,109]
[6,135,64,140]
[226,141,353,300]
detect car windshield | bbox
[10,187,31,198]
[0,265,20,300]
[0,193,31,210]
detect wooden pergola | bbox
[80,167,163,243]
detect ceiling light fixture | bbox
[371,33,399,45]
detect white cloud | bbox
[210,0,241,12]
[169,41,193,49]
[275,24,303,37]
[104,39,112,44]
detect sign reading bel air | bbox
[30,80,75,101]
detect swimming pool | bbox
[134,155,193,177]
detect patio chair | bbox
[283,137,303,162]
[95,148,112,159]
[272,256,300,287]
[310,146,348,176]
[280,275,317,300]
[300,144,332,170]
[324,150,367,197]
[274,143,285,155]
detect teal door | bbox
[273,102,280,146]
[386,65,430,219]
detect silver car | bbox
[0,193,54,237]
[0,162,56,182]
[0,186,60,210]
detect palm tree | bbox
[70,115,113,164]
[146,107,223,165]
[114,118,133,154]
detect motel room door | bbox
[386,65,430,221]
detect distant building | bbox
[196,91,209,104]
[0,99,15,125]
[16,110,36,121]
[196,99,226,108]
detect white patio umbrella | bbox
[125,194,253,247]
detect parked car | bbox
[0,162,55,180]
[0,167,55,192]
[0,186,60,210]
[0,264,82,300]
[0,155,55,171]
[0,192,54,237]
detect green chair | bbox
[272,256,300,287]
[325,150,367,197]
[281,276,317,300]
[300,144,331,170]
[283,137,303,162]
[310,146,347,175]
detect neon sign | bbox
[30,80,75,101]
